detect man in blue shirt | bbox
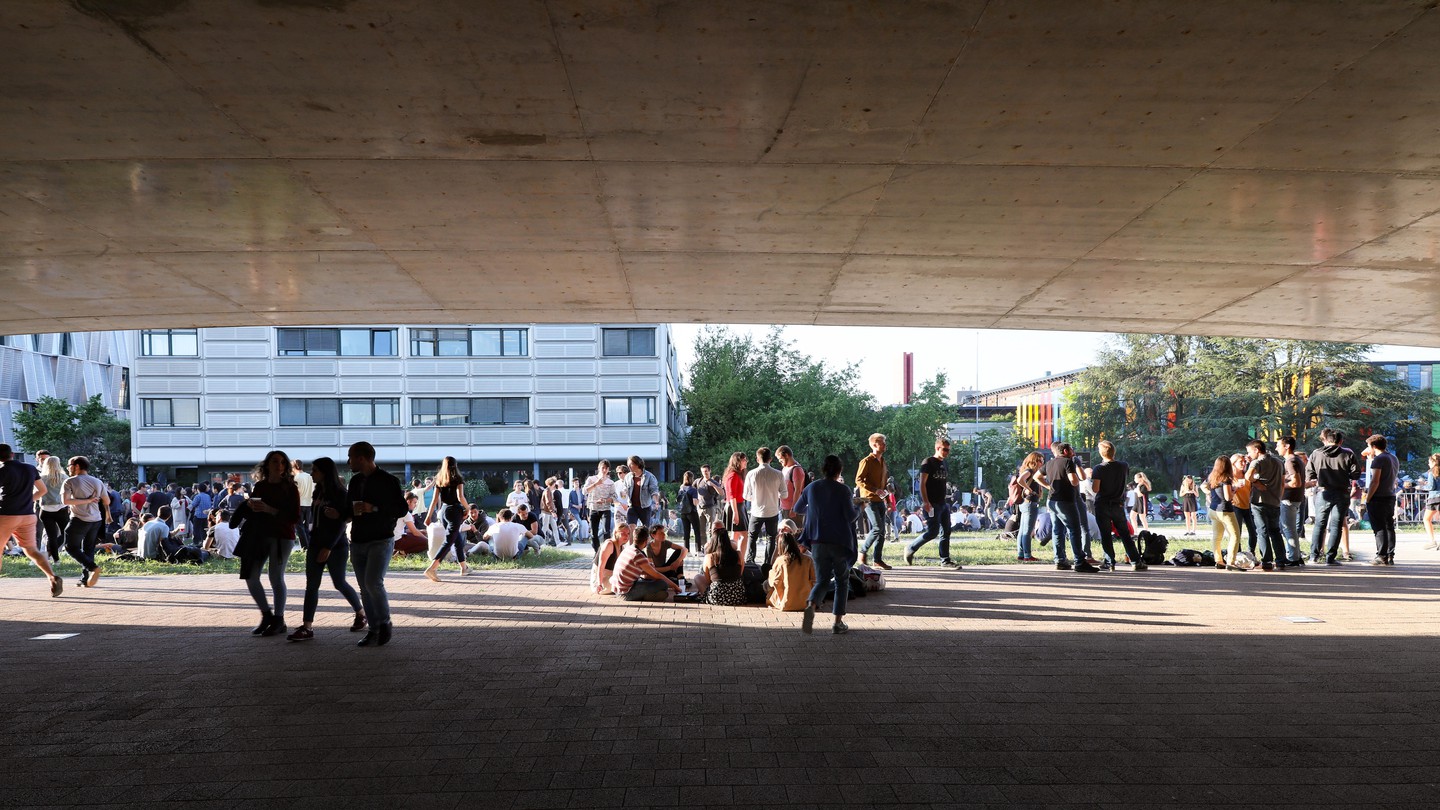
[190,483,214,541]
[795,454,859,635]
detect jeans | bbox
[297,505,312,547]
[860,501,887,562]
[1279,500,1302,562]
[748,515,779,566]
[679,510,705,551]
[1014,501,1038,559]
[626,506,651,527]
[907,506,953,562]
[351,539,394,626]
[1255,502,1284,565]
[433,504,466,563]
[1310,490,1348,561]
[244,537,294,618]
[1369,496,1397,560]
[63,517,102,574]
[40,508,69,562]
[1093,502,1140,565]
[1236,506,1257,553]
[808,542,855,617]
[622,578,670,602]
[1047,499,1086,564]
[302,540,362,624]
[589,508,613,552]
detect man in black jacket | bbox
[1306,428,1362,565]
[347,441,408,647]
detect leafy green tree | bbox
[12,395,135,486]
[877,373,953,495]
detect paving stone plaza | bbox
[3,536,1439,809]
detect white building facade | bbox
[129,324,684,484]
[0,332,132,449]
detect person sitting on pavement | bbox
[645,523,686,583]
[692,526,746,606]
[591,522,631,595]
[484,508,533,561]
[766,521,816,611]
[609,525,678,602]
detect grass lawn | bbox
[0,545,587,579]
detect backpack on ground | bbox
[854,562,885,592]
[1231,550,1258,570]
[1137,531,1168,565]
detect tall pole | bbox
[973,330,981,489]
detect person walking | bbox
[287,456,366,642]
[1423,454,1440,551]
[743,446,787,568]
[347,441,408,647]
[582,460,616,553]
[60,456,109,589]
[0,445,63,596]
[905,438,962,569]
[36,455,69,564]
[423,456,474,582]
[1179,475,1199,536]
[855,433,891,570]
[1306,428,1362,565]
[1363,435,1399,566]
[1090,441,1146,571]
[796,454,860,635]
[231,450,302,636]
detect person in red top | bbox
[130,485,149,514]
[722,451,749,562]
[231,450,302,637]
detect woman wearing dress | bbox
[1179,475,1199,536]
[230,450,302,636]
[423,457,473,581]
[287,456,366,642]
[1132,472,1152,531]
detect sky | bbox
[669,324,1440,406]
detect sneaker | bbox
[1370,557,1386,566]
[1098,560,1113,572]
[1056,562,1073,571]
[1084,557,1101,567]
[941,560,962,570]
[1074,562,1100,573]
[1385,557,1396,566]
[1424,541,1438,550]
[424,568,441,582]
[802,605,815,635]
[1020,556,1040,563]
[904,551,915,566]
[832,620,849,635]
[286,628,314,642]
[1261,563,1275,572]
[86,568,100,588]
[459,567,472,577]
[262,621,287,638]
[873,560,892,570]
[1133,561,1148,571]
[1326,559,1342,566]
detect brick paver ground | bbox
[4,535,1440,809]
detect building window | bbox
[119,369,131,410]
[409,328,528,357]
[602,328,656,357]
[140,329,199,357]
[411,397,529,426]
[59,333,74,357]
[603,396,656,425]
[277,328,397,357]
[278,398,400,427]
[141,398,200,427]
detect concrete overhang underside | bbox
[3,0,1440,344]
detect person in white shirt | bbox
[904,511,925,534]
[485,508,533,561]
[292,459,315,548]
[742,446,789,568]
[212,511,241,558]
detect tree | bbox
[951,426,1031,495]
[876,373,953,495]
[12,395,136,486]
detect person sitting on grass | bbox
[111,517,142,551]
[484,508,533,561]
[609,525,678,602]
[591,522,631,595]
[211,510,240,558]
[766,523,816,611]
[692,527,746,607]
[645,523,686,583]
[138,513,171,561]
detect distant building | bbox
[0,332,132,452]
[963,369,1085,450]
[128,324,684,486]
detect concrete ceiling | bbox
[4,0,1440,344]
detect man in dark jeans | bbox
[904,438,961,569]
[1244,439,1287,571]
[1307,428,1362,564]
[1038,442,1098,573]
[1089,440,1145,572]
[1363,434,1399,565]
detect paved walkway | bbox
[3,536,1440,808]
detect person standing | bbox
[777,446,806,527]
[1036,443,1097,573]
[287,456,366,642]
[1178,476,1199,536]
[583,461,616,552]
[1089,441,1146,571]
[743,446,787,568]
[567,477,585,544]
[620,456,659,528]
[230,450,301,636]
[797,454,860,635]
[905,438,962,569]
[697,464,724,532]
[722,452,750,561]
[1202,456,1242,569]
[855,433,891,570]
[60,456,109,589]
[1424,454,1440,551]
[36,455,69,564]
[292,459,315,550]
[1306,428,1362,565]
[1012,452,1044,562]
[1131,472,1152,530]
[676,471,705,553]
[189,483,213,542]
[347,441,407,647]
[423,456,474,581]
[1276,437,1306,561]
[1363,435,1399,566]
[1245,440,1288,571]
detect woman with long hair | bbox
[1132,472,1152,530]
[1202,456,1241,570]
[230,449,302,636]
[423,456,473,582]
[696,527,746,606]
[36,455,69,563]
[1179,475,1199,536]
[722,451,749,561]
[1013,452,1044,562]
[766,521,816,611]
[1424,454,1440,551]
[287,456,366,642]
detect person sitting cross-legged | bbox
[766,522,816,611]
[609,525,678,602]
[484,508,534,561]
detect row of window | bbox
[140,328,657,358]
[139,396,660,428]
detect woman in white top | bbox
[36,456,69,563]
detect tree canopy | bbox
[12,395,135,486]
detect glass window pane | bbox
[377,399,399,425]
[472,398,501,425]
[373,330,395,356]
[472,330,501,356]
[172,332,198,356]
[411,329,435,357]
[278,329,304,355]
[438,329,468,356]
[633,329,655,356]
[310,399,340,425]
[307,329,339,356]
[173,399,200,427]
[342,400,373,426]
[340,330,370,356]
[279,400,306,426]
[602,330,627,356]
[604,398,628,424]
[411,399,435,426]
[502,398,527,425]
[503,329,525,356]
[645,397,655,423]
